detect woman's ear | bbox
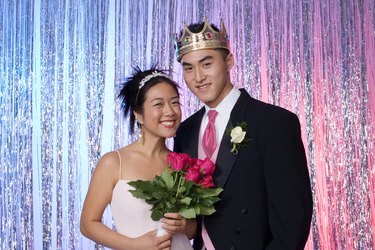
[133,111,143,124]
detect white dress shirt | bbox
[198,87,241,163]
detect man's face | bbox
[180,49,234,108]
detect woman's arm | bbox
[80,152,171,250]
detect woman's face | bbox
[137,82,181,139]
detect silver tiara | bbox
[138,71,170,89]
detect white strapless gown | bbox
[111,180,193,249]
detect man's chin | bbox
[194,94,213,104]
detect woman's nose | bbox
[164,103,175,116]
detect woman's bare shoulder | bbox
[117,143,143,160]
[98,150,121,166]
[91,151,119,180]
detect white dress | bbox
[111,180,158,237]
[110,151,193,249]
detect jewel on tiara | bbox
[138,71,169,89]
[174,17,230,62]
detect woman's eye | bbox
[153,103,162,107]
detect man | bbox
[173,18,313,250]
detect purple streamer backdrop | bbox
[0,0,374,249]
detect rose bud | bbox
[185,166,201,184]
[199,157,216,176]
[199,175,214,188]
[167,152,192,171]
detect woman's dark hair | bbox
[118,65,179,134]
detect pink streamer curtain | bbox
[236,1,375,249]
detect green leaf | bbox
[152,191,166,200]
[196,187,223,198]
[151,209,164,221]
[154,175,167,188]
[198,206,216,216]
[178,185,187,193]
[199,197,220,207]
[194,205,200,215]
[185,181,194,189]
[180,197,192,205]
[180,207,197,219]
[128,189,151,200]
[161,170,174,189]
[128,180,154,190]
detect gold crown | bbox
[175,18,230,62]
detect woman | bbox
[80,66,196,250]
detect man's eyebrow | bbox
[181,56,214,66]
[182,61,192,67]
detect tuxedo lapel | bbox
[215,119,237,188]
[214,89,250,188]
[182,108,205,158]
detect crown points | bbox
[175,18,230,62]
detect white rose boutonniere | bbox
[226,122,249,155]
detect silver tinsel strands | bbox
[0,0,374,249]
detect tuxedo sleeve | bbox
[173,130,182,153]
[264,112,313,250]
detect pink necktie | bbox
[203,110,218,159]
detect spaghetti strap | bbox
[116,150,122,179]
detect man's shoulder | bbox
[241,92,298,121]
[253,98,294,114]
[180,108,205,126]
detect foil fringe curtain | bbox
[0,0,374,249]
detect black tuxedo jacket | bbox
[174,89,313,250]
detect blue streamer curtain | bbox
[1,0,374,249]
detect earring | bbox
[137,124,144,144]
[138,127,142,142]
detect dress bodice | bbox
[110,180,158,238]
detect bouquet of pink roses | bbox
[128,152,223,221]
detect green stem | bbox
[175,174,183,198]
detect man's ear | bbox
[226,53,234,71]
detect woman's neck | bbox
[138,136,169,157]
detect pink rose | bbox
[193,158,203,166]
[199,175,214,188]
[167,152,192,171]
[199,157,216,176]
[185,166,201,183]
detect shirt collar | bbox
[204,86,241,116]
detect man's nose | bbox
[194,68,205,83]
